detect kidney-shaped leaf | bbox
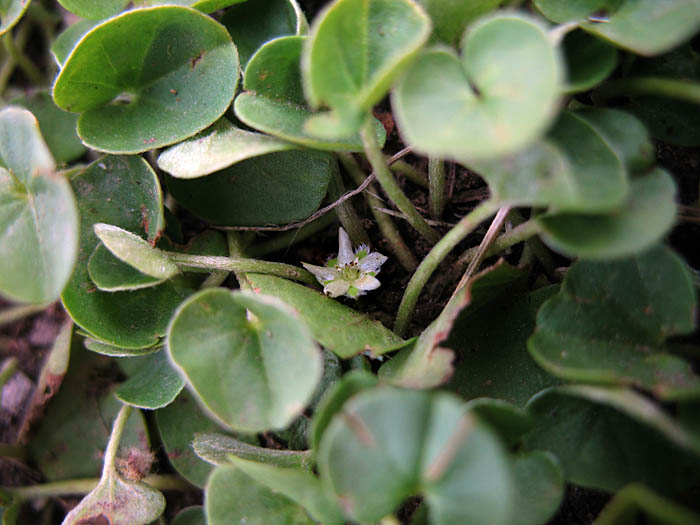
[168,288,323,432]
[318,386,515,524]
[393,13,562,162]
[302,0,431,137]
[53,6,239,154]
[528,244,700,400]
[534,0,700,56]
[0,107,78,304]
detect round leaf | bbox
[511,451,565,525]
[116,350,185,409]
[51,19,102,67]
[416,0,501,45]
[165,150,332,226]
[173,506,206,525]
[393,13,562,162]
[318,386,515,523]
[562,30,617,93]
[0,107,79,304]
[57,0,128,19]
[53,6,239,154]
[0,0,31,36]
[167,288,323,432]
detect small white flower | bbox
[302,228,388,299]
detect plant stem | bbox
[597,77,700,105]
[390,159,428,188]
[339,153,418,271]
[428,157,446,219]
[2,31,44,86]
[0,302,49,326]
[0,22,31,95]
[0,357,19,391]
[247,212,338,258]
[103,405,133,474]
[328,167,370,246]
[394,200,499,336]
[361,119,440,244]
[226,231,252,291]
[167,252,317,286]
[4,475,191,500]
[457,219,542,268]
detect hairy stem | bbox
[428,157,446,219]
[103,405,132,474]
[361,120,440,244]
[394,200,499,336]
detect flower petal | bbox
[302,262,337,283]
[324,279,351,298]
[354,275,381,291]
[337,227,353,265]
[359,252,388,273]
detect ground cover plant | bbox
[1,0,700,523]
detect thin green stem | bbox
[390,159,428,188]
[103,405,133,474]
[457,219,542,268]
[226,231,252,291]
[428,157,446,219]
[167,252,317,286]
[328,168,370,246]
[0,303,49,326]
[247,211,338,258]
[394,200,499,336]
[0,357,19,391]
[4,475,191,501]
[0,22,30,95]
[339,153,417,271]
[361,120,440,244]
[200,271,229,289]
[2,31,44,86]
[597,77,700,105]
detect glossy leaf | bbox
[206,464,314,525]
[155,390,226,488]
[528,244,700,400]
[393,13,562,162]
[193,432,312,469]
[168,288,323,432]
[94,223,179,279]
[0,107,79,304]
[524,385,700,495]
[417,0,501,44]
[534,0,700,56]
[57,0,128,19]
[116,350,185,409]
[135,0,246,13]
[246,274,408,358]
[235,36,386,150]
[158,118,296,179]
[596,483,700,525]
[562,30,617,93]
[53,6,239,154]
[512,451,564,525]
[0,0,31,36]
[318,386,515,523]
[51,19,102,66]
[28,343,150,480]
[539,168,676,259]
[165,150,332,226]
[222,0,308,66]
[302,0,431,137]
[9,91,86,164]
[62,155,191,349]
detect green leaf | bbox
[206,464,315,525]
[0,107,79,304]
[534,0,700,56]
[228,456,346,524]
[393,13,562,162]
[234,36,386,151]
[57,0,128,19]
[310,369,378,450]
[511,451,565,525]
[115,350,185,409]
[302,0,431,137]
[528,244,700,400]
[167,288,323,432]
[596,483,700,525]
[62,155,191,349]
[28,343,150,480]
[172,506,206,525]
[157,118,296,179]
[85,338,162,357]
[53,6,239,154]
[318,386,515,523]
[135,0,246,13]
[193,432,312,469]
[9,90,86,164]
[524,385,700,495]
[465,398,534,447]
[155,390,226,488]
[246,274,408,358]
[93,223,179,279]
[416,0,501,44]
[88,243,166,292]
[51,19,102,66]
[0,0,31,36]
[539,168,676,259]
[562,30,617,93]
[441,263,559,406]
[222,0,308,67]
[165,149,333,226]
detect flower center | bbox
[337,263,362,282]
